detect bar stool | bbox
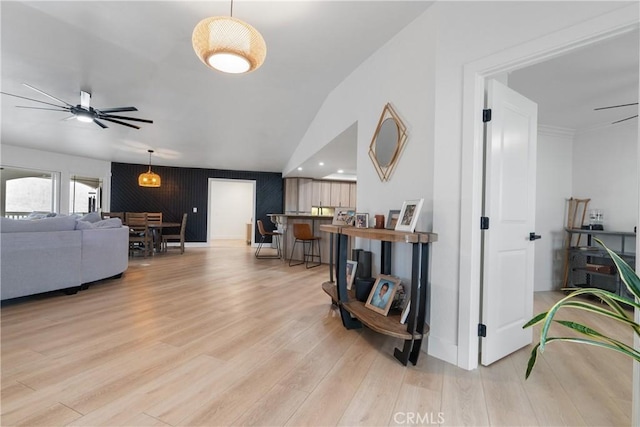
[289,223,321,268]
[255,219,282,259]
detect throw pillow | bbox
[26,211,51,220]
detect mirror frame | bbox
[368,103,408,182]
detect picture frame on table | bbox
[365,275,401,316]
[346,260,358,290]
[332,207,356,226]
[355,213,369,228]
[385,209,400,230]
[395,199,424,232]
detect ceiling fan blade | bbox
[93,119,108,129]
[100,117,140,129]
[98,113,153,124]
[62,115,77,121]
[594,102,639,111]
[611,115,638,124]
[15,106,70,112]
[97,106,138,113]
[1,91,67,109]
[22,83,73,107]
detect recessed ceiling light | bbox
[337,169,344,174]
[319,162,324,166]
[297,167,303,171]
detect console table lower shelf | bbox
[320,224,436,366]
[322,282,428,342]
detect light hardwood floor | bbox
[1,242,633,426]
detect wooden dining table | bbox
[148,222,181,253]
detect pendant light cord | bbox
[230,0,234,17]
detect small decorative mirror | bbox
[368,103,407,182]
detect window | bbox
[1,167,58,218]
[69,176,102,214]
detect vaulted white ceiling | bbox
[2,2,638,181]
[0,1,433,174]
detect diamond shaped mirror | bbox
[368,103,407,182]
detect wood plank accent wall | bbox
[110,162,283,243]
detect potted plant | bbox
[524,238,640,379]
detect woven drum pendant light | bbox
[192,0,266,74]
[138,150,161,188]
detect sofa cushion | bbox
[75,220,94,230]
[75,218,123,230]
[79,212,102,223]
[1,216,77,233]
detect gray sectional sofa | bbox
[1,215,129,300]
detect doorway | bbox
[207,179,256,244]
[458,16,639,371]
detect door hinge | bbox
[478,323,487,337]
[483,109,492,123]
[480,216,490,230]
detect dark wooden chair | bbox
[162,213,188,254]
[126,212,152,257]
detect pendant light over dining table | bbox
[138,150,161,188]
[192,0,266,74]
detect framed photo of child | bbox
[365,275,401,316]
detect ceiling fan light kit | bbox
[138,150,161,188]
[192,1,266,74]
[75,109,94,123]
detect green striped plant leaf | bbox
[524,240,639,379]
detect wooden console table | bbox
[320,224,438,365]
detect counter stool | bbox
[289,223,321,268]
[255,220,282,259]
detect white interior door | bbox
[481,79,538,366]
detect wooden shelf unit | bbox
[565,228,636,299]
[320,224,437,365]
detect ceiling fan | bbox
[594,102,638,125]
[0,83,153,129]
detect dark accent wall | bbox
[111,163,283,243]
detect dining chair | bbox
[255,219,282,259]
[162,213,188,254]
[126,212,152,257]
[289,223,321,268]
[145,212,163,252]
[146,212,163,224]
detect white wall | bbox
[285,1,636,367]
[208,179,254,241]
[572,121,638,234]
[535,127,574,291]
[1,145,112,214]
